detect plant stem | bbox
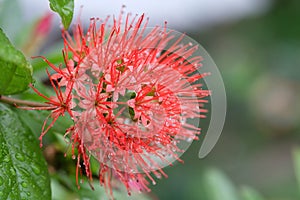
[0,95,50,107]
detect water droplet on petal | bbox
[156,173,162,179]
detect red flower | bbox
[25,69,74,147]
[31,9,210,199]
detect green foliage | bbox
[0,28,32,95]
[185,167,268,200]
[241,186,265,200]
[49,0,74,29]
[77,181,152,200]
[0,103,51,199]
[293,147,300,192]
[50,169,153,200]
[203,168,240,200]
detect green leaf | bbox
[51,171,153,200]
[0,103,51,199]
[49,0,74,29]
[75,179,153,200]
[0,28,33,95]
[240,186,265,200]
[16,109,72,139]
[203,168,240,200]
[293,147,300,191]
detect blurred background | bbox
[1,0,300,199]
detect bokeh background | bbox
[1,0,300,199]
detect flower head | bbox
[31,9,210,199]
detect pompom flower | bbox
[31,10,210,198]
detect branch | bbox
[0,95,50,107]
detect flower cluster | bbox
[31,11,210,198]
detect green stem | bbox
[0,95,50,107]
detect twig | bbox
[0,95,50,107]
